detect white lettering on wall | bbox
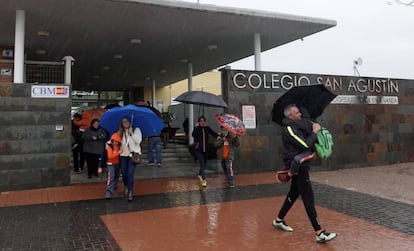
[231,71,399,94]
[331,95,398,105]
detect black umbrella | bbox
[104,103,121,109]
[272,84,337,125]
[174,91,228,108]
[133,101,162,118]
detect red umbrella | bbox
[215,113,246,136]
[74,107,106,130]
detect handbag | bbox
[130,152,142,165]
[125,130,142,165]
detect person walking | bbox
[214,126,240,188]
[147,134,162,167]
[105,132,122,199]
[119,117,142,201]
[71,113,85,173]
[82,119,107,178]
[272,104,337,243]
[192,116,219,187]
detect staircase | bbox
[137,140,220,179]
[71,139,220,184]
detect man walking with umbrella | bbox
[272,104,336,243]
[192,116,219,187]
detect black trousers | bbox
[72,143,84,172]
[277,168,321,231]
[85,153,100,177]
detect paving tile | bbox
[102,197,414,251]
[0,172,413,250]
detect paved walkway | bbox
[0,163,413,250]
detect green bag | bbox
[314,127,334,159]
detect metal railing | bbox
[0,59,65,84]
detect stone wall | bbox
[0,83,71,191]
[221,69,414,173]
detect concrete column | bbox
[188,62,194,145]
[13,10,25,84]
[152,79,156,107]
[62,56,75,84]
[97,91,101,106]
[254,33,261,71]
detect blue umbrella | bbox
[100,104,165,137]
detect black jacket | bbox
[281,118,316,167]
[192,125,218,153]
[71,120,83,146]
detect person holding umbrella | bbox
[192,116,219,187]
[119,117,142,201]
[214,126,240,188]
[214,113,245,188]
[272,104,336,243]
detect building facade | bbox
[222,69,414,173]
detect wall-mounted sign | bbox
[31,85,70,98]
[228,70,399,105]
[230,71,399,95]
[2,49,13,59]
[0,67,12,77]
[331,95,398,105]
[242,105,256,129]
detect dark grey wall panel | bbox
[222,69,414,173]
[0,83,71,191]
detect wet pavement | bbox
[1,165,414,250]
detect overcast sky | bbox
[182,0,414,79]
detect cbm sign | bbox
[31,85,70,98]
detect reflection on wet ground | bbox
[1,173,414,250]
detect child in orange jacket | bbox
[105,133,122,198]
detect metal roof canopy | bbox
[0,0,336,91]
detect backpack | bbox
[314,127,334,159]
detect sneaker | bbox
[201,179,207,187]
[128,192,133,201]
[228,181,235,188]
[105,192,111,199]
[124,187,129,196]
[316,230,337,243]
[147,162,155,166]
[272,219,294,232]
[157,163,161,167]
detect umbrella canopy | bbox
[215,113,246,136]
[272,84,337,125]
[174,91,228,108]
[100,104,165,137]
[75,107,106,130]
[133,101,162,118]
[104,103,121,109]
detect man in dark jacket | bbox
[272,104,337,243]
[71,113,85,173]
[192,116,219,187]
